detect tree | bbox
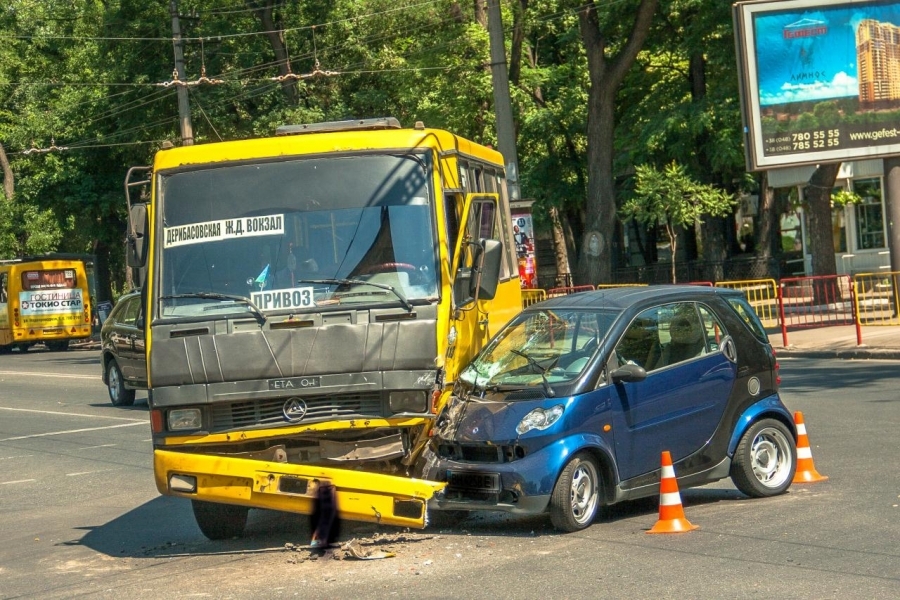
[576,0,658,285]
[619,161,734,283]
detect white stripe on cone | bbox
[659,492,682,506]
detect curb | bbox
[774,347,900,360]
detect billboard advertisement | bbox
[734,0,900,170]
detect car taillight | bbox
[772,348,781,388]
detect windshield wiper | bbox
[297,278,413,312]
[510,349,556,398]
[160,292,267,325]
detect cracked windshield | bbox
[158,153,438,317]
[461,309,616,390]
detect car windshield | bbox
[460,308,618,391]
[156,153,438,318]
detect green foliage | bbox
[831,188,862,207]
[620,161,734,282]
[620,161,734,228]
[0,0,756,290]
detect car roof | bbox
[527,285,743,313]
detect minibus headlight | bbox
[168,408,202,431]
[389,390,427,413]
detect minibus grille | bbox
[210,393,383,430]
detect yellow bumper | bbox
[154,449,445,529]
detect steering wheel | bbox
[359,262,417,274]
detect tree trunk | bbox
[576,0,658,285]
[667,224,677,284]
[474,0,487,27]
[806,163,840,277]
[245,0,297,104]
[700,217,727,282]
[806,163,840,305]
[756,172,777,276]
[509,0,528,85]
[0,142,13,200]
[549,206,571,286]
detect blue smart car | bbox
[418,286,797,532]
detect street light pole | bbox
[170,0,194,146]
[487,0,519,200]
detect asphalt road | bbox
[1,348,898,599]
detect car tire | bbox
[550,452,600,532]
[731,418,797,498]
[191,500,249,540]
[106,359,136,407]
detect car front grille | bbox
[210,392,383,430]
[436,443,526,463]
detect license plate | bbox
[446,470,500,492]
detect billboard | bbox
[734,0,900,170]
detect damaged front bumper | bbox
[154,449,446,529]
[417,443,554,516]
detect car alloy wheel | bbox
[731,418,796,497]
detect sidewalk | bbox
[770,324,900,359]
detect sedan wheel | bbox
[107,359,136,407]
[731,418,797,497]
[550,453,600,532]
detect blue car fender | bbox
[727,394,797,457]
[540,431,619,492]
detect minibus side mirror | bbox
[126,203,148,268]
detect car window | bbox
[615,304,706,373]
[726,296,769,343]
[698,304,728,352]
[460,308,616,390]
[118,297,141,326]
[614,311,660,371]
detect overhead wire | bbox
[6,0,585,153]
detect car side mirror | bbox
[610,362,647,383]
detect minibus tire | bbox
[191,500,249,540]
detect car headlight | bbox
[516,404,565,435]
[389,390,427,413]
[167,408,202,431]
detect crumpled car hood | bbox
[434,393,548,443]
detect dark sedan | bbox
[100,290,147,406]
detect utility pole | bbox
[487,0,519,200]
[170,0,194,146]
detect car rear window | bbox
[726,297,769,343]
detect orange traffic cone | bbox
[792,411,828,483]
[647,451,698,534]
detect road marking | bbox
[66,470,113,477]
[78,444,118,450]
[0,370,97,380]
[1,479,36,485]
[0,422,147,442]
[0,406,145,422]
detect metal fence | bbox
[777,275,859,346]
[853,272,900,326]
[520,270,900,347]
